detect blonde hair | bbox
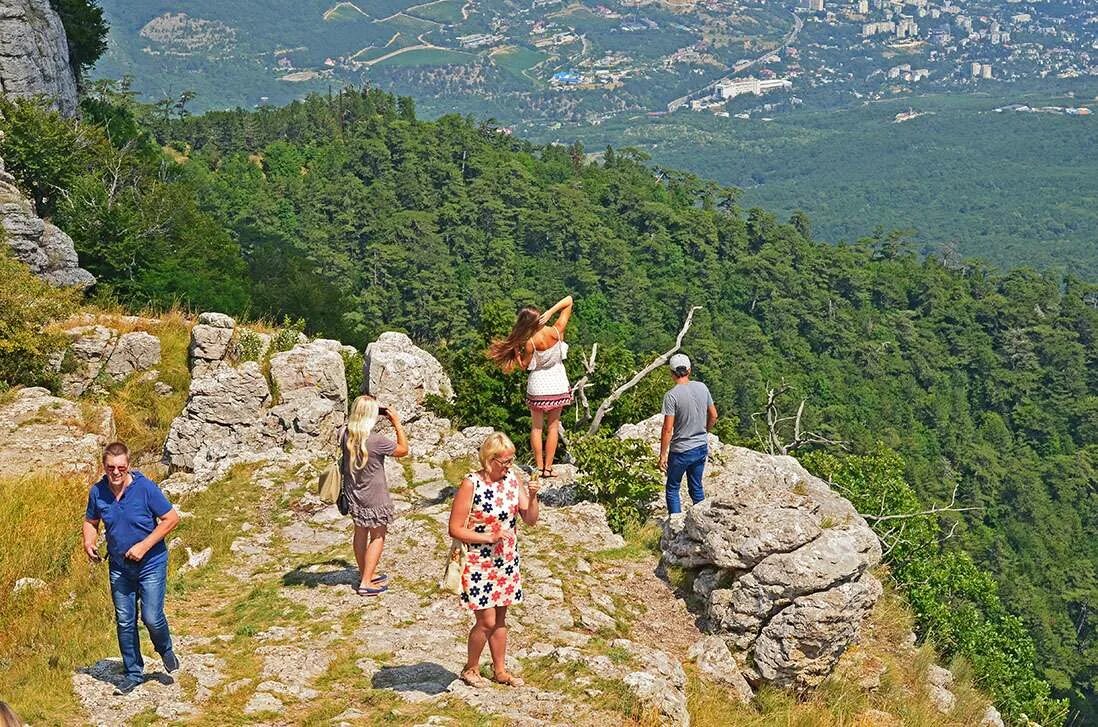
[0,702,24,727]
[346,395,380,470]
[478,431,516,469]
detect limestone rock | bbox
[0,387,113,476]
[266,338,347,450]
[0,154,91,284]
[617,415,882,694]
[13,576,46,593]
[188,313,236,371]
[104,331,161,381]
[163,362,274,476]
[925,664,956,714]
[363,332,453,420]
[0,0,79,115]
[686,636,754,702]
[980,705,1005,727]
[425,425,494,464]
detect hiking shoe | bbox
[114,676,144,695]
[162,650,180,673]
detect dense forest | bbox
[538,92,1098,280]
[1,86,1095,723]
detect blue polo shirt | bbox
[85,471,173,568]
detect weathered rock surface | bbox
[686,636,754,702]
[0,386,113,476]
[363,332,453,419]
[619,414,882,692]
[926,663,957,714]
[188,311,236,373]
[56,325,162,397]
[165,318,350,482]
[0,0,79,115]
[0,153,93,286]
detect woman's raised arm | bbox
[449,479,496,544]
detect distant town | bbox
[122,0,1098,124]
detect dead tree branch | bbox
[860,482,980,523]
[586,306,701,435]
[570,342,597,424]
[751,382,845,455]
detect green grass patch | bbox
[405,0,464,24]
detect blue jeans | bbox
[666,444,708,514]
[108,558,173,679]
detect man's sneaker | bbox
[162,650,180,673]
[114,676,144,695]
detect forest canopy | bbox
[0,87,1094,723]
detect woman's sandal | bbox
[460,669,490,688]
[540,468,554,479]
[493,671,526,687]
[370,573,388,584]
[357,584,388,596]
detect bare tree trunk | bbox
[586,306,701,436]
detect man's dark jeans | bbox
[108,557,173,680]
[665,443,708,514]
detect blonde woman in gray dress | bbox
[342,395,408,596]
[488,295,574,478]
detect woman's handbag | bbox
[440,508,472,595]
[317,463,340,504]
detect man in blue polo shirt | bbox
[83,442,181,695]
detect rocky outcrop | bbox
[0,386,113,476]
[0,0,79,116]
[0,153,94,286]
[363,332,453,419]
[54,325,161,397]
[618,414,882,692]
[165,315,350,482]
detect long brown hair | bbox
[488,306,541,373]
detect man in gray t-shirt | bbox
[658,353,718,514]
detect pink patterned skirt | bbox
[526,392,573,411]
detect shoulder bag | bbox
[440,481,473,595]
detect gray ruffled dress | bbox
[340,429,397,528]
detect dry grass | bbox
[0,471,117,722]
[683,577,997,727]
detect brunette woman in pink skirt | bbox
[488,295,574,477]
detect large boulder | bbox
[362,332,453,420]
[164,362,276,478]
[0,387,114,477]
[55,325,162,397]
[266,339,347,451]
[0,154,93,286]
[617,414,882,692]
[188,312,236,373]
[166,322,350,483]
[0,0,79,116]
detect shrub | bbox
[270,316,306,354]
[236,328,265,362]
[570,434,663,534]
[342,347,364,397]
[802,447,1069,726]
[0,249,79,389]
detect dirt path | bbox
[71,455,702,725]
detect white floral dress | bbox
[460,469,523,611]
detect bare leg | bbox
[465,608,496,674]
[544,408,563,474]
[352,525,368,579]
[529,408,545,473]
[487,606,510,676]
[359,525,386,589]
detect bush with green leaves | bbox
[270,316,306,354]
[342,347,364,398]
[0,248,78,389]
[569,434,663,534]
[802,447,1069,726]
[235,329,265,362]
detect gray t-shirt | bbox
[662,381,714,453]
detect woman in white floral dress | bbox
[447,432,540,688]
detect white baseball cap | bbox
[669,353,691,372]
